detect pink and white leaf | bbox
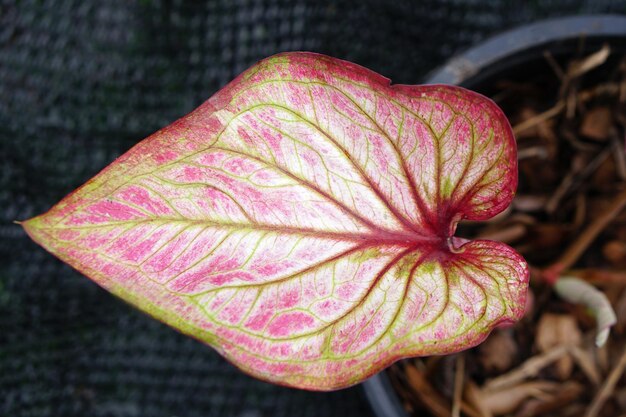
[23,52,528,390]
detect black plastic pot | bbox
[362,14,626,417]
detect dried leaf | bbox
[535,313,582,379]
[580,106,613,141]
[478,329,519,373]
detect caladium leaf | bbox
[23,52,528,390]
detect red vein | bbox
[345,250,427,354]
[236,102,424,236]
[323,83,438,234]
[191,243,369,296]
[209,144,387,234]
[200,245,419,343]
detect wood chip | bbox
[465,380,493,417]
[614,289,626,333]
[612,134,626,180]
[516,381,584,417]
[567,44,611,79]
[585,346,626,417]
[569,345,602,386]
[543,50,565,80]
[603,240,626,266]
[452,354,465,417]
[513,101,565,136]
[482,381,559,415]
[570,268,626,286]
[546,146,612,214]
[550,185,626,278]
[404,363,451,417]
[477,223,527,244]
[517,146,550,160]
[484,346,569,392]
[581,106,613,141]
[513,195,549,213]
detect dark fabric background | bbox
[1,1,625,416]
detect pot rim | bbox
[363,13,626,417]
[426,14,626,86]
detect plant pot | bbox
[362,14,626,417]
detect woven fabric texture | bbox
[1,1,625,416]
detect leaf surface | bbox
[23,52,528,390]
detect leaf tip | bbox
[20,214,49,246]
[20,215,38,232]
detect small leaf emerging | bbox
[23,53,528,390]
[555,276,616,347]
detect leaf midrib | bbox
[39,217,445,246]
